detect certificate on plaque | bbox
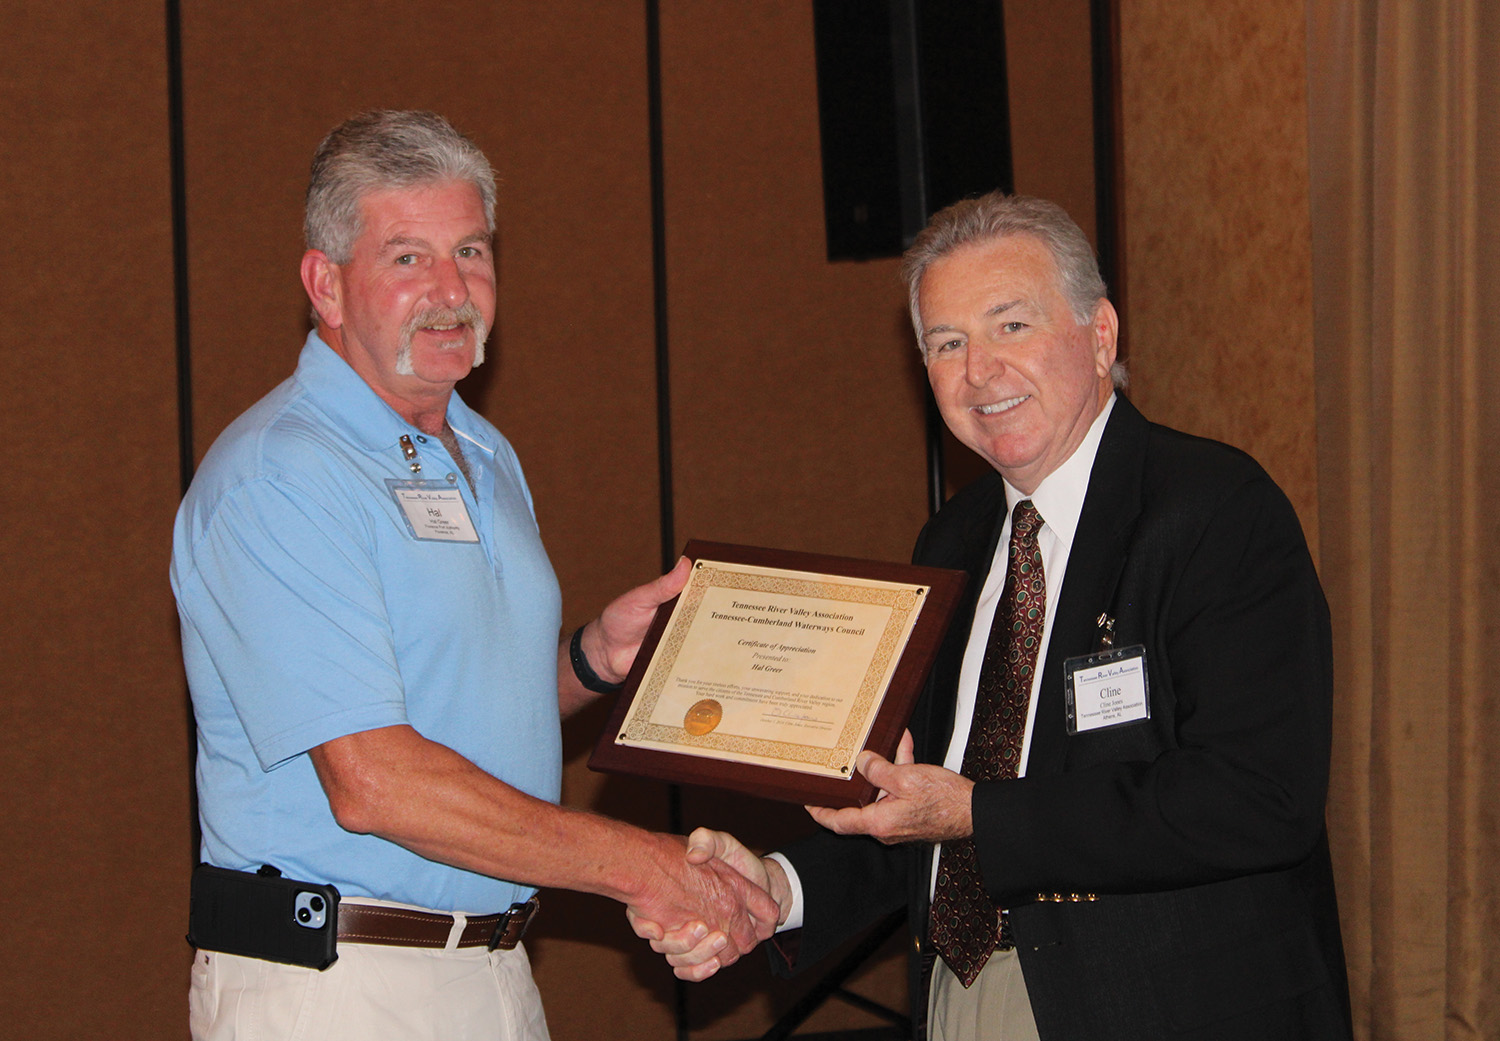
[589,541,967,807]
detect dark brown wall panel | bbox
[1006,0,1099,241]
[662,2,931,564]
[0,2,189,1035]
[1118,0,1320,548]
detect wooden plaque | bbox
[589,540,967,807]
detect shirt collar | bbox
[293,331,498,457]
[1003,393,1116,544]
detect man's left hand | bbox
[562,558,691,716]
[584,557,692,684]
[806,730,975,844]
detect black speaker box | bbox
[813,0,1014,260]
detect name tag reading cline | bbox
[386,480,479,543]
[1064,645,1150,734]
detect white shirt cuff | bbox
[765,852,805,932]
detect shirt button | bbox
[447,473,458,483]
[415,435,428,443]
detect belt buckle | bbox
[995,907,1015,951]
[488,895,539,951]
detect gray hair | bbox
[901,192,1126,387]
[304,110,496,264]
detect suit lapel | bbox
[1026,397,1149,777]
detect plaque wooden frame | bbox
[588,540,967,807]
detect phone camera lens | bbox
[297,907,311,923]
[310,896,325,912]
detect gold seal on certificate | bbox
[683,699,723,736]
[590,541,967,807]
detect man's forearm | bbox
[314,723,656,897]
[309,723,776,949]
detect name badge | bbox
[1064,645,1150,734]
[386,479,479,543]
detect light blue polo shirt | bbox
[172,332,563,913]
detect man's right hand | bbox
[623,831,780,978]
[628,828,791,981]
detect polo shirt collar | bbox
[293,331,498,457]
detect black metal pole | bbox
[758,912,909,1040]
[167,0,193,495]
[1089,0,1121,311]
[925,387,946,517]
[164,0,201,868]
[644,3,688,1038]
[902,0,946,520]
[645,1,677,588]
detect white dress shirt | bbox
[773,395,1117,930]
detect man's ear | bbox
[300,250,343,330]
[1091,298,1120,376]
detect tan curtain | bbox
[1307,0,1500,1037]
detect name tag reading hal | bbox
[386,479,479,543]
[1064,645,1149,734]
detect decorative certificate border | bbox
[618,562,925,777]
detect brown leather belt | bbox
[995,894,1098,951]
[337,895,539,951]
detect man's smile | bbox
[973,394,1031,415]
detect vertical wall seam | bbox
[1446,0,1483,1030]
[163,0,200,867]
[1091,0,1123,327]
[646,0,675,576]
[166,0,193,495]
[643,4,687,1038]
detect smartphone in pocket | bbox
[188,863,341,970]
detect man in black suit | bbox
[640,193,1352,1040]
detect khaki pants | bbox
[190,924,548,1041]
[927,948,1040,1041]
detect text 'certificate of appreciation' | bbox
[614,558,928,780]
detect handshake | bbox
[571,566,972,982]
[624,827,789,982]
[623,730,975,981]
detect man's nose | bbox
[430,257,470,308]
[965,342,1005,387]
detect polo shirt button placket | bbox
[399,434,423,475]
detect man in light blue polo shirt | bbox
[172,110,776,1041]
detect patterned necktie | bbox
[929,499,1046,987]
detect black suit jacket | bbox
[777,397,1352,1040]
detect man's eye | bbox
[1001,321,1027,333]
[936,339,964,353]
[395,254,418,265]
[457,246,482,259]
